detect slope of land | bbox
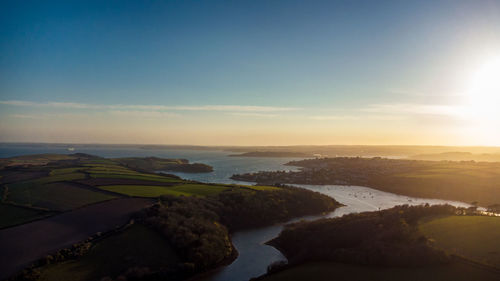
[114,157,213,173]
[0,153,340,281]
[261,205,500,281]
[223,145,500,158]
[419,216,500,268]
[409,152,500,162]
[0,198,154,280]
[39,224,180,281]
[232,157,500,206]
[258,261,500,281]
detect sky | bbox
[1,0,500,146]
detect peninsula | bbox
[231,157,500,207]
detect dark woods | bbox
[269,204,461,269]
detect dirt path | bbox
[0,198,154,280]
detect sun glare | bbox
[459,55,500,144]
[465,56,500,118]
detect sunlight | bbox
[458,55,500,144]
[463,55,500,120]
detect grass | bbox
[0,203,52,228]
[31,173,86,184]
[5,182,116,211]
[90,173,182,183]
[50,167,84,176]
[98,183,230,197]
[168,183,230,196]
[419,215,500,268]
[99,185,192,197]
[261,262,500,281]
[243,185,280,191]
[40,224,180,281]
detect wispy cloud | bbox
[0,100,298,112]
[227,112,278,118]
[8,113,90,119]
[9,114,42,119]
[362,103,463,116]
[108,110,180,119]
[309,115,403,121]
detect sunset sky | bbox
[1,0,500,145]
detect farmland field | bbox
[260,262,500,281]
[40,224,180,281]
[98,183,230,197]
[0,203,52,228]
[5,182,117,211]
[419,216,500,268]
[31,173,86,184]
[49,167,84,176]
[89,173,182,183]
[99,185,192,197]
[0,198,154,280]
[243,185,280,191]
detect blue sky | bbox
[1,0,500,145]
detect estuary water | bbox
[0,144,475,281]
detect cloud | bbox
[227,112,278,118]
[7,113,91,119]
[108,110,180,119]
[309,115,403,121]
[9,114,42,119]
[0,100,298,112]
[362,103,463,116]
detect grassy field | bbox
[419,216,500,268]
[40,224,180,281]
[261,262,500,281]
[5,182,116,211]
[244,185,280,191]
[90,173,182,183]
[0,203,52,228]
[31,173,87,184]
[99,185,192,197]
[99,183,231,197]
[0,154,258,230]
[83,162,183,181]
[1,157,184,222]
[49,167,84,176]
[0,154,79,168]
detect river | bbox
[0,144,475,281]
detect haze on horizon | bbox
[1,0,500,146]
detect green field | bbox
[419,216,500,268]
[90,173,182,183]
[40,224,180,281]
[31,173,86,184]
[5,182,116,211]
[0,203,53,228]
[99,183,230,197]
[99,185,192,197]
[49,167,84,176]
[84,163,182,180]
[261,262,500,281]
[244,185,280,191]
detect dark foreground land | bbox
[232,157,500,207]
[0,153,340,281]
[260,205,500,281]
[0,198,153,280]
